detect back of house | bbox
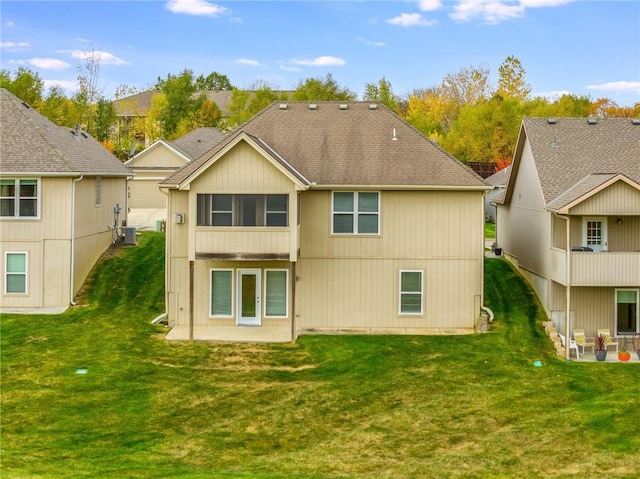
[160,101,490,342]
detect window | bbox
[616,289,639,335]
[265,270,288,317]
[332,192,379,234]
[197,194,288,227]
[399,270,423,315]
[210,269,233,316]
[5,252,27,294]
[0,179,39,218]
[95,177,102,206]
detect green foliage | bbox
[94,98,117,142]
[2,236,639,478]
[0,66,44,105]
[363,76,399,112]
[497,55,531,101]
[194,71,234,91]
[292,73,356,101]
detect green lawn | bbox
[2,232,639,478]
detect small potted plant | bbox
[594,334,608,361]
[618,344,631,362]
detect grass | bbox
[2,232,639,478]
[485,221,496,241]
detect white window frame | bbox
[5,251,28,294]
[331,191,380,235]
[264,269,289,318]
[209,268,234,317]
[0,178,40,219]
[615,288,639,335]
[399,270,423,315]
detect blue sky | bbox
[1,0,639,106]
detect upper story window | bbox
[332,191,379,235]
[0,179,39,218]
[197,194,288,227]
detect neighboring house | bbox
[125,128,225,210]
[159,101,490,342]
[114,90,295,146]
[484,165,511,222]
[0,88,131,312]
[495,117,640,354]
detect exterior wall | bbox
[166,190,189,327]
[128,145,187,209]
[73,176,128,297]
[568,181,640,216]
[0,177,72,308]
[496,139,550,278]
[295,189,485,333]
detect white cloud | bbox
[29,58,71,70]
[417,0,443,11]
[165,0,228,17]
[586,81,640,95]
[43,79,78,93]
[5,21,15,28]
[533,89,570,99]
[1,41,29,49]
[450,0,573,24]
[358,37,386,47]
[291,56,346,67]
[278,64,302,73]
[386,13,437,27]
[236,58,263,67]
[61,50,129,66]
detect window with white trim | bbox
[5,252,27,294]
[332,191,379,234]
[210,269,233,316]
[616,289,639,335]
[399,270,423,315]
[197,194,288,227]
[0,179,39,218]
[265,269,288,317]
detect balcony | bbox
[195,226,297,261]
[571,251,640,286]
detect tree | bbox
[0,67,44,105]
[224,81,289,129]
[39,85,79,127]
[363,77,399,112]
[94,98,116,142]
[292,74,356,101]
[195,72,234,91]
[75,47,105,135]
[496,55,531,101]
[159,69,198,139]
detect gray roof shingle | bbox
[1,88,131,176]
[521,117,640,207]
[162,101,487,189]
[170,127,226,160]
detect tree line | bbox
[2,54,638,165]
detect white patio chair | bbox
[559,333,579,359]
[596,329,619,352]
[573,329,595,354]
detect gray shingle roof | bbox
[162,101,487,189]
[170,127,226,159]
[1,88,131,176]
[521,117,640,207]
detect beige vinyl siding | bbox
[166,190,189,327]
[300,190,484,259]
[568,181,640,216]
[131,144,189,168]
[570,287,617,332]
[128,173,171,209]
[72,176,127,296]
[295,258,480,332]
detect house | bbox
[159,101,490,342]
[125,128,225,228]
[0,88,132,312]
[484,165,511,222]
[114,90,295,147]
[495,117,640,356]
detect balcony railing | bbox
[571,251,640,286]
[195,227,295,261]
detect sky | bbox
[1,0,639,106]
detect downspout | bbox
[481,189,494,323]
[554,212,571,360]
[69,175,84,306]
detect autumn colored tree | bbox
[496,55,531,101]
[0,67,44,106]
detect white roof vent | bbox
[369,104,378,110]
[339,104,348,110]
[309,104,317,110]
[547,118,556,124]
[279,104,288,110]
[587,117,597,125]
